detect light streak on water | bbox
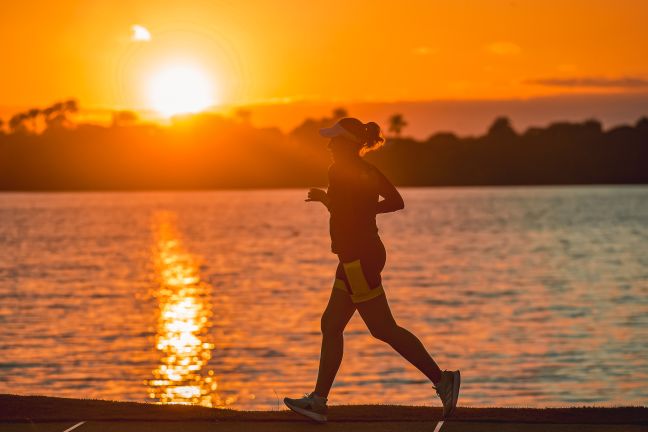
[147,213,231,407]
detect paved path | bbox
[1,421,647,432]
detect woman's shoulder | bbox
[329,160,382,183]
[360,161,393,189]
[359,160,383,177]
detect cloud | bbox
[131,25,151,42]
[527,76,648,88]
[486,41,521,55]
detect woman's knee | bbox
[320,313,345,336]
[369,323,399,342]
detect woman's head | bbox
[319,117,385,160]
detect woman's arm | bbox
[305,164,336,210]
[305,188,330,209]
[374,167,404,214]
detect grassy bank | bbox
[1,394,646,424]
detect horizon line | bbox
[2,90,648,116]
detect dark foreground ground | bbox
[1,394,646,432]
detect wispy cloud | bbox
[486,41,521,55]
[131,25,151,42]
[527,76,648,88]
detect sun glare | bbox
[148,65,215,117]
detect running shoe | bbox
[283,392,328,423]
[433,370,460,418]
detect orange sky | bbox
[1,0,647,113]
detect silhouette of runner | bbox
[284,118,460,422]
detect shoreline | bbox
[1,394,646,424]
[1,184,648,193]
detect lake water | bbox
[1,187,647,409]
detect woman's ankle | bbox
[312,391,328,400]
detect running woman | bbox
[284,118,460,422]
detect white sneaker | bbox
[434,370,460,418]
[284,392,328,423]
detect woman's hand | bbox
[305,188,327,203]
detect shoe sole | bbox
[445,370,461,418]
[284,399,327,423]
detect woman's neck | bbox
[335,155,363,166]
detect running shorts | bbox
[333,238,386,303]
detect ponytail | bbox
[336,117,386,156]
[359,122,385,155]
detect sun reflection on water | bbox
[148,213,230,407]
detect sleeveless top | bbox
[326,160,382,256]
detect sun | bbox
[148,64,216,117]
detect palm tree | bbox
[43,100,78,130]
[50,102,64,113]
[235,108,251,125]
[487,116,516,142]
[9,113,28,134]
[27,108,41,133]
[112,110,138,127]
[332,107,348,120]
[64,99,79,114]
[42,105,56,124]
[388,114,407,137]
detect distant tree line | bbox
[3,99,79,135]
[0,102,646,190]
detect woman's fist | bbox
[305,188,327,202]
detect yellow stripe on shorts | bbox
[333,278,348,293]
[342,260,384,303]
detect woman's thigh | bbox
[334,239,387,303]
[321,287,356,334]
[356,292,398,334]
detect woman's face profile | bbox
[327,137,358,162]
